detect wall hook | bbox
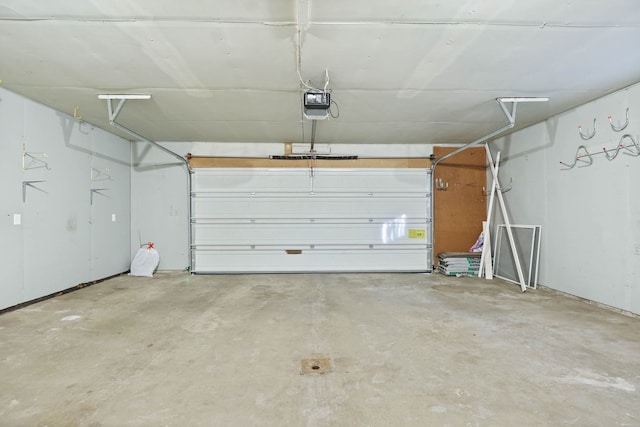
[483,177,512,195]
[500,177,513,193]
[578,119,596,140]
[560,145,593,170]
[73,106,83,121]
[435,178,448,191]
[603,143,623,161]
[608,108,629,132]
[620,134,640,157]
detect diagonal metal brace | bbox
[433,97,549,168]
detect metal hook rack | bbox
[560,145,593,169]
[560,135,639,169]
[603,134,640,160]
[91,167,111,181]
[608,108,630,132]
[620,134,640,156]
[578,118,597,140]
[435,178,448,191]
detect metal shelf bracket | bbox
[90,188,109,205]
[22,180,46,202]
[22,149,50,170]
[91,167,111,181]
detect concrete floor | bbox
[1,272,639,426]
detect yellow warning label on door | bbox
[408,229,426,239]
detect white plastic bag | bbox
[469,232,484,253]
[130,242,160,277]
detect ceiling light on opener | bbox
[97,94,152,100]
[497,97,549,103]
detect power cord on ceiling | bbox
[297,68,319,91]
[295,29,331,95]
[329,99,340,118]
[296,30,320,91]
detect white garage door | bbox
[191,167,432,273]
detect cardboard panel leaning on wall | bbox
[0,89,26,308]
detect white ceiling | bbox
[1,0,639,145]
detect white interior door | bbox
[191,167,431,273]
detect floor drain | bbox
[301,358,331,375]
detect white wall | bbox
[0,88,131,310]
[130,142,433,270]
[490,83,640,314]
[130,142,190,271]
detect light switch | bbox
[13,214,21,225]
[111,213,117,222]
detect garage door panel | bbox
[312,169,431,192]
[191,167,432,273]
[193,169,431,193]
[194,249,432,273]
[193,169,310,192]
[193,222,430,246]
[193,196,429,220]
